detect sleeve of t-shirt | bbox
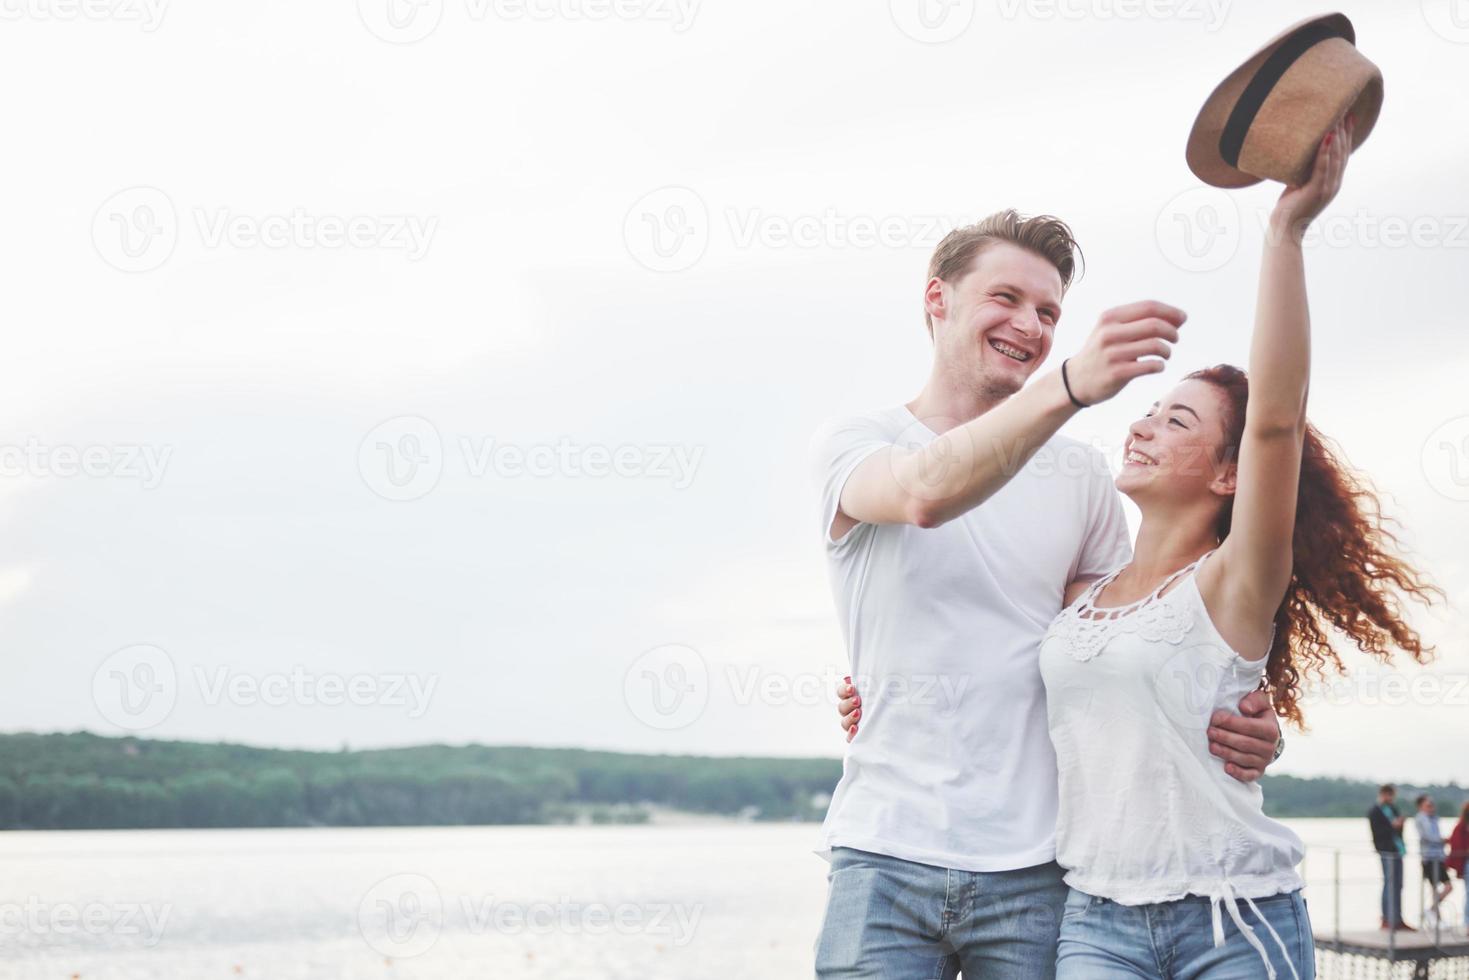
[1075,449,1132,578]
[808,413,893,552]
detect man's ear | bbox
[923,276,947,328]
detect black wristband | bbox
[1061,359,1089,409]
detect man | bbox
[810,211,1283,978]
[1368,784,1412,931]
[1416,794,1452,926]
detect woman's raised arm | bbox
[1212,115,1353,628]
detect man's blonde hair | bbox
[925,210,1083,335]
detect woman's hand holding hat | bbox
[1272,114,1353,241]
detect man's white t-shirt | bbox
[811,404,1132,872]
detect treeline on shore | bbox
[0,732,840,829]
[0,732,1462,831]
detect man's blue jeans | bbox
[1380,853,1403,923]
[814,846,1066,979]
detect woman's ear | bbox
[1209,461,1238,498]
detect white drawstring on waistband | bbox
[1209,880,1301,980]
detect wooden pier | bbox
[1316,929,1469,979]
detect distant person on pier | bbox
[1416,794,1452,927]
[1449,801,1469,930]
[1369,784,1412,931]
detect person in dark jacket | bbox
[1369,784,1413,931]
[1449,800,1469,931]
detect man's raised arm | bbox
[835,301,1185,535]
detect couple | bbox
[810,116,1436,979]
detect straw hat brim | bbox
[1186,13,1384,188]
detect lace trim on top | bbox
[1052,551,1215,663]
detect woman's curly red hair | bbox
[1187,364,1441,729]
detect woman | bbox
[1036,115,1439,979]
[836,116,1440,977]
[1450,801,1469,931]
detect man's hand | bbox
[836,676,860,742]
[1208,690,1281,783]
[1064,301,1186,406]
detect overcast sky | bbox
[2,0,1465,785]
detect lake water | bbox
[2,819,1461,979]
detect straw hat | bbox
[1186,12,1384,188]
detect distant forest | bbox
[0,732,1463,831]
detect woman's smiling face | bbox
[1116,378,1237,505]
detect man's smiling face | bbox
[927,242,1064,399]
